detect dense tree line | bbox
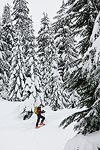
[0,0,100,134]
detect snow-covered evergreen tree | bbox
[0,4,14,99]
[52,0,77,81]
[0,18,6,88]
[48,58,68,110]
[52,1,79,108]
[60,0,100,108]
[60,12,100,134]
[22,17,40,106]
[37,12,54,105]
[2,3,14,66]
[8,0,36,101]
[65,0,99,55]
[37,13,65,110]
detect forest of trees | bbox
[0,0,100,135]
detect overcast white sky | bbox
[0,0,64,34]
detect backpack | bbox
[34,106,38,114]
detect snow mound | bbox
[64,135,98,150]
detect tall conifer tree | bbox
[8,0,36,101]
[0,4,14,99]
[37,13,54,105]
[65,0,99,55]
[52,0,77,81]
[60,11,100,134]
[37,13,67,109]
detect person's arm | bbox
[41,110,45,113]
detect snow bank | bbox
[88,131,100,149]
[64,133,100,150]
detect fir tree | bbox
[37,12,67,110]
[22,17,40,104]
[37,12,54,105]
[60,0,100,108]
[2,3,14,76]
[8,0,35,101]
[65,0,99,55]
[0,19,6,83]
[52,0,77,81]
[0,4,14,99]
[60,12,100,134]
[49,58,67,110]
[52,1,79,108]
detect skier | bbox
[35,106,45,128]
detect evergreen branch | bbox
[59,108,91,129]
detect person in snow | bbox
[35,106,45,128]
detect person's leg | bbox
[40,115,45,124]
[36,114,41,127]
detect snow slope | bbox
[0,100,100,150]
[0,100,77,150]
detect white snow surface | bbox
[0,100,100,150]
[90,12,100,44]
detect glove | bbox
[42,110,45,113]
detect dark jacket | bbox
[37,107,45,115]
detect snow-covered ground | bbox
[0,99,100,150]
